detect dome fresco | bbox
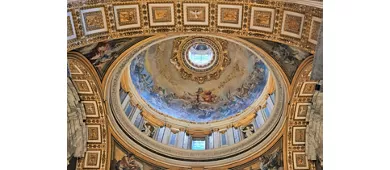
[129,38,269,122]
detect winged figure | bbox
[190,10,202,19]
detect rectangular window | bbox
[137,117,144,130]
[270,93,275,104]
[264,106,271,118]
[134,114,142,128]
[256,112,265,127]
[169,133,177,146]
[124,103,133,117]
[261,109,268,121]
[266,97,274,110]
[233,128,241,143]
[208,134,214,149]
[119,88,127,103]
[254,118,260,129]
[191,139,206,150]
[221,133,227,146]
[157,127,165,142]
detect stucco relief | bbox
[67,77,87,164]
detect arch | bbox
[67,52,109,169]
[285,56,319,170]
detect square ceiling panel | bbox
[114,4,141,30]
[308,17,322,44]
[217,4,242,28]
[148,3,175,27]
[281,11,305,38]
[183,3,209,26]
[250,6,275,33]
[67,11,76,40]
[80,7,108,35]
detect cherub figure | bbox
[241,125,255,138]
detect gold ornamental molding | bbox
[67,0,323,54]
[67,52,109,170]
[170,36,231,84]
[274,0,322,9]
[286,56,318,170]
[101,32,291,167]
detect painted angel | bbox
[201,90,217,103]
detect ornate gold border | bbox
[170,36,230,84]
[67,0,322,54]
[68,52,109,170]
[286,56,318,170]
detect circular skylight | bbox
[184,42,217,71]
[188,44,214,67]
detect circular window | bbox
[188,44,214,67]
[183,40,218,72]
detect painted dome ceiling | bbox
[128,36,270,122]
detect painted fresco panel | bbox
[74,37,150,79]
[244,38,311,82]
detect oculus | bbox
[170,37,230,84]
[185,41,216,71]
